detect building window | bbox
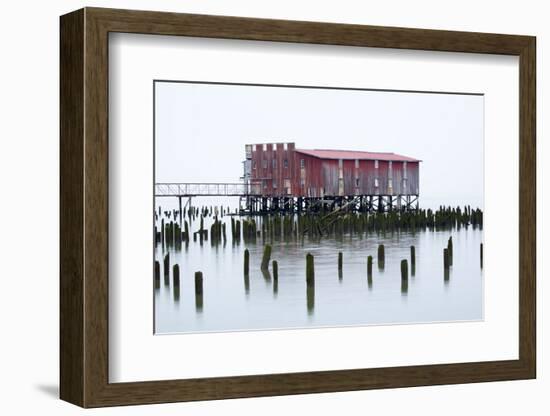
[262,159,267,169]
[355,178,360,187]
[284,159,288,169]
[374,178,379,187]
[300,178,305,186]
[262,180,267,188]
[272,159,277,169]
[273,179,277,188]
[300,159,305,168]
[374,160,379,169]
[388,178,393,188]
[253,161,256,169]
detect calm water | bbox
[154,209,483,334]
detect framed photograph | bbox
[60,7,536,407]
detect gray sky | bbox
[155,81,484,209]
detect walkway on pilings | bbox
[155,182,261,197]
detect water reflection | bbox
[306,285,315,315]
[261,268,272,283]
[195,272,203,312]
[154,214,483,334]
[273,279,278,297]
[173,282,180,302]
[401,278,409,295]
[244,273,250,295]
[444,268,451,284]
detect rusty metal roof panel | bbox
[295,148,420,162]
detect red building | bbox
[244,142,420,209]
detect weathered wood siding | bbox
[248,144,419,197]
[250,143,295,196]
[407,161,420,195]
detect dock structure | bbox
[241,142,420,214]
[155,183,260,197]
[155,182,261,219]
[155,142,421,215]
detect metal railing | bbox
[155,182,262,197]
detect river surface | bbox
[154,208,483,334]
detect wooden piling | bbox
[272,260,279,296]
[173,264,180,301]
[261,244,272,270]
[195,271,203,311]
[163,253,170,276]
[377,244,385,269]
[367,255,373,289]
[175,223,182,248]
[161,218,165,247]
[235,220,241,242]
[184,220,189,242]
[154,261,160,280]
[169,221,174,246]
[338,252,343,272]
[306,253,315,286]
[367,255,373,278]
[194,271,203,294]
[244,249,250,275]
[401,259,408,280]
[272,260,278,281]
[154,261,160,289]
[480,243,483,269]
[173,264,180,283]
[447,236,453,266]
[444,248,450,269]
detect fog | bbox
[155,81,484,209]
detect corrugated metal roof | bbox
[295,148,420,162]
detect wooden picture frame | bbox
[60,7,536,408]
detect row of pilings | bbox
[155,204,484,250]
[154,255,204,310]
[157,237,483,313]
